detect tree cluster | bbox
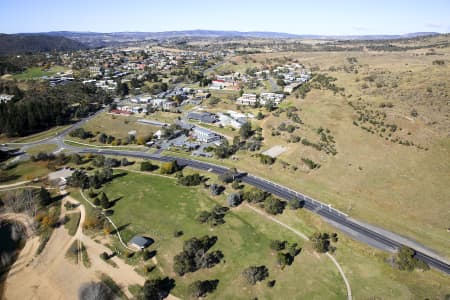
[140,161,158,172]
[188,280,219,298]
[0,82,110,137]
[242,187,270,203]
[394,246,429,272]
[142,277,175,300]
[242,265,269,285]
[264,196,285,215]
[160,160,181,174]
[218,168,238,183]
[196,205,229,226]
[177,173,202,186]
[173,235,223,276]
[69,128,93,139]
[310,232,338,253]
[209,183,224,196]
[227,192,242,207]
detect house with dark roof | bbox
[129,235,154,250]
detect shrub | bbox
[188,280,219,298]
[260,154,275,165]
[173,230,183,237]
[227,193,242,207]
[264,196,285,215]
[269,240,286,251]
[140,161,157,172]
[177,173,202,186]
[160,160,181,174]
[301,158,320,169]
[242,265,269,285]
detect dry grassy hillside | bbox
[209,36,450,258]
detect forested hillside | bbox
[0,34,86,56]
[0,82,111,136]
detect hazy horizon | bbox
[1,0,449,35]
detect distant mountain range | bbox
[0,30,442,55]
[0,33,87,56]
[45,29,440,41]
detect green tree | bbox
[71,153,82,165]
[141,161,156,172]
[160,160,180,174]
[269,240,286,251]
[242,265,269,285]
[143,277,175,300]
[38,186,52,207]
[99,192,109,209]
[239,122,253,139]
[264,196,285,215]
[188,280,219,298]
[98,133,107,144]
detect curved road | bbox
[77,148,450,275]
[3,111,450,275]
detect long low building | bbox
[192,127,221,143]
[236,93,257,106]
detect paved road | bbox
[71,148,450,275]
[3,110,450,275]
[267,76,281,92]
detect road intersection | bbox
[3,111,450,275]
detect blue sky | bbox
[1,0,449,35]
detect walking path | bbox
[245,203,352,300]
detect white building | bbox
[217,113,243,129]
[193,127,221,143]
[259,93,285,105]
[236,93,257,106]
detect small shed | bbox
[129,235,154,251]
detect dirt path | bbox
[3,193,182,300]
[0,180,31,189]
[69,195,181,300]
[3,201,97,300]
[245,203,352,300]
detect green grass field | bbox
[0,160,50,183]
[12,66,69,80]
[97,170,346,299]
[26,144,57,156]
[74,168,450,299]
[79,112,159,143]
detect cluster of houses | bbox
[210,62,310,95]
[111,87,211,116]
[273,63,311,93]
[113,98,177,115]
[210,73,240,90]
[236,92,285,106]
[186,109,254,129]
